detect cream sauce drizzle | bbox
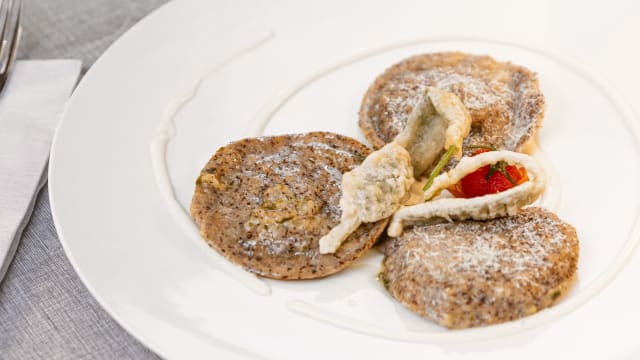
[151,32,564,338]
[246,45,562,338]
[287,300,479,343]
[150,31,274,296]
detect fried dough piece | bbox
[190,132,389,280]
[318,87,470,254]
[388,150,546,236]
[394,86,471,177]
[380,207,579,329]
[318,142,413,254]
[359,52,544,152]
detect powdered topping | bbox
[381,207,579,329]
[395,214,567,283]
[359,52,545,151]
[373,69,512,145]
[240,140,352,254]
[503,70,546,150]
[383,70,508,132]
[191,132,389,280]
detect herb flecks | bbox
[423,145,457,192]
[486,161,517,185]
[550,289,562,301]
[376,271,390,289]
[469,145,517,186]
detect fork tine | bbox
[0,0,21,94]
[5,0,21,72]
[0,0,10,64]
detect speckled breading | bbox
[359,52,545,152]
[380,207,578,329]
[190,132,389,280]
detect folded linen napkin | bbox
[0,60,81,282]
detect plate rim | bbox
[47,0,200,358]
[47,4,640,357]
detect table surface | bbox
[0,1,168,358]
[4,1,640,359]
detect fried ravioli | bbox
[380,207,578,329]
[359,52,544,153]
[190,132,389,280]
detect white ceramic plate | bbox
[49,0,640,358]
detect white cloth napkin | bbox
[0,60,81,282]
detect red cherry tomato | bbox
[459,165,491,197]
[446,148,529,198]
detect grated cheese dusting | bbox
[397,217,563,284]
[360,52,545,151]
[192,132,390,280]
[378,69,511,136]
[381,207,579,329]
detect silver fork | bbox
[0,0,21,95]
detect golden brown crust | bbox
[190,132,388,280]
[380,207,579,329]
[359,52,545,152]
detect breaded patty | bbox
[380,207,578,329]
[190,132,389,280]
[359,52,545,152]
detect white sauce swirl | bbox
[149,34,564,343]
[150,31,274,296]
